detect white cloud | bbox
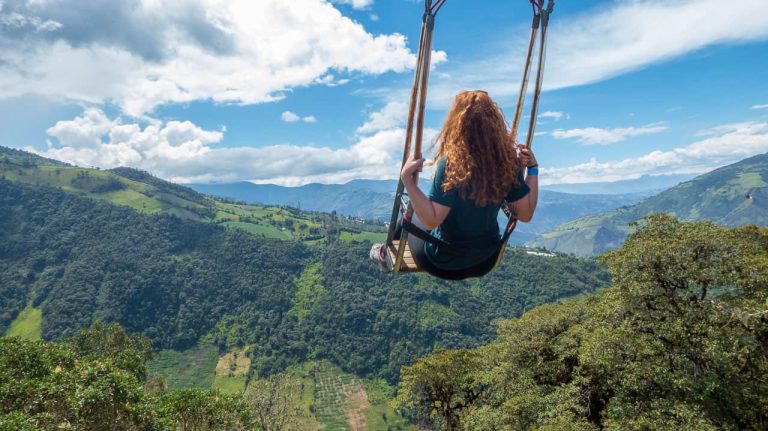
[281,111,300,122]
[752,104,768,110]
[544,121,768,185]
[426,0,768,102]
[357,101,408,134]
[33,108,437,185]
[550,0,768,89]
[330,0,374,10]
[282,111,317,123]
[551,123,668,145]
[539,111,568,122]
[0,0,427,116]
[695,122,756,137]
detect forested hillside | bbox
[1,177,609,384]
[397,215,768,430]
[530,153,768,256]
[0,145,384,243]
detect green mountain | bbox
[528,153,768,256]
[0,146,384,242]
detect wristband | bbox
[527,166,539,176]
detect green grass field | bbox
[147,343,219,390]
[5,303,42,340]
[212,347,251,394]
[222,221,295,239]
[338,230,386,243]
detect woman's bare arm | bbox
[511,146,539,222]
[401,157,451,230]
[511,172,538,222]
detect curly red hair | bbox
[433,91,520,207]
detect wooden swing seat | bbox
[386,240,420,272]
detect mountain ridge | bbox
[528,152,768,256]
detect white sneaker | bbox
[369,243,388,271]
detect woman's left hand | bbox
[400,157,425,184]
[517,144,538,168]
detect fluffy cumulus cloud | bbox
[281,111,301,123]
[34,107,429,185]
[356,101,408,134]
[543,121,768,184]
[427,0,768,102]
[551,123,668,145]
[0,0,424,116]
[354,100,439,164]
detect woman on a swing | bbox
[370,90,539,279]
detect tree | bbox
[396,349,484,430]
[242,374,308,431]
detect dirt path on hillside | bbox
[342,382,370,431]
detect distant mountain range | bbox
[541,173,697,194]
[188,181,653,244]
[189,180,402,220]
[528,153,768,256]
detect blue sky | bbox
[1,0,767,186]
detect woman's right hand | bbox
[400,156,425,184]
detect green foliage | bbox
[1,154,613,410]
[156,389,252,431]
[0,330,152,430]
[398,215,768,430]
[291,263,326,323]
[0,323,274,430]
[69,321,153,381]
[396,349,484,430]
[243,374,309,430]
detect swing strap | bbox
[401,218,457,251]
